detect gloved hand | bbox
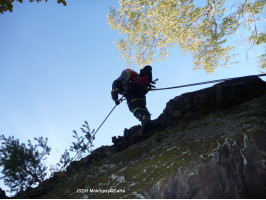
[148,84,156,89]
[151,78,158,85]
[115,100,120,105]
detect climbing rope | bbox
[93,95,125,138]
[66,96,125,168]
[151,74,266,91]
[64,73,265,170]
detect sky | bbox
[0,0,265,195]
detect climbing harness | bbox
[65,73,266,170]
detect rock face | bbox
[15,76,266,199]
[149,129,266,198]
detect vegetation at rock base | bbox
[0,135,51,193]
[0,0,67,14]
[0,121,95,195]
[108,0,265,72]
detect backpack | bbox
[139,65,152,83]
[121,67,153,87]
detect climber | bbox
[111,65,155,134]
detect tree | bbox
[108,0,265,73]
[53,121,95,172]
[0,135,51,193]
[0,121,95,194]
[0,0,67,14]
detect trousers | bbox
[126,93,150,122]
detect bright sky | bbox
[0,0,265,195]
